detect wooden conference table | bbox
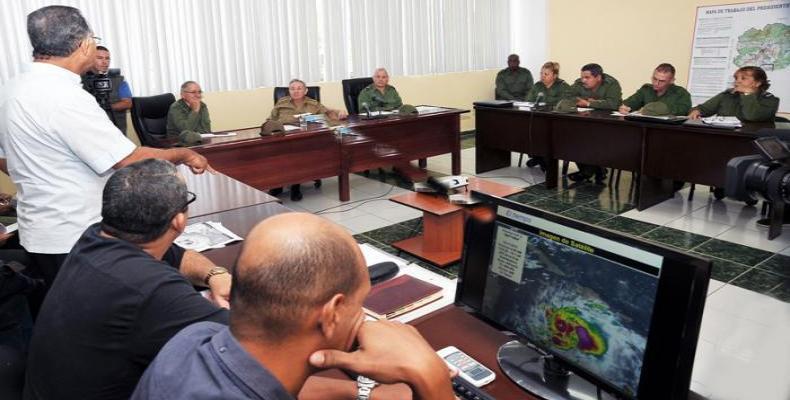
[474,105,786,210]
[192,108,468,202]
[192,195,534,399]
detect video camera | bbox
[726,135,790,204]
[82,68,121,111]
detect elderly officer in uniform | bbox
[268,79,347,201]
[358,68,402,112]
[496,54,534,101]
[166,81,212,137]
[619,63,691,116]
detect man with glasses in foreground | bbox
[167,80,212,137]
[24,159,230,400]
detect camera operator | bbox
[81,46,132,135]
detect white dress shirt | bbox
[0,62,136,254]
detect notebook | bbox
[363,274,444,320]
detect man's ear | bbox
[171,212,187,234]
[317,293,346,341]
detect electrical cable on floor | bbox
[314,185,397,215]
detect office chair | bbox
[270,87,324,198]
[131,93,176,148]
[273,86,321,103]
[341,77,373,115]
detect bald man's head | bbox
[230,213,367,341]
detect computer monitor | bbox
[456,192,711,400]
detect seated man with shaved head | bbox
[133,212,455,400]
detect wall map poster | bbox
[689,0,789,113]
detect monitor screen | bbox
[480,205,661,397]
[456,192,711,400]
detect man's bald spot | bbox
[238,212,365,274]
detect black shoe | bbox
[290,189,303,201]
[568,172,591,182]
[526,158,540,168]
[713,187,726,200]
[290,184,303,201]
[269,187,283,196]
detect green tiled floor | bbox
[357,156,788,303]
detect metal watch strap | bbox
[356,375,377,400]
[203,266,229,285]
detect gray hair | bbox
[288,78,306,88]
[101,159,188,244]
[372,67,389,76]
[180,81,199,91]
[27,5,92,58]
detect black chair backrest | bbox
[131,93,176,148]
[273,86,321,104]
[341,77,373,115]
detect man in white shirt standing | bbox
[0,5,213,302]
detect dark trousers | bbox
[22,252,67,320]
[577,163,605,178]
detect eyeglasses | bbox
[182,191,197,211]
[183,90,203,94]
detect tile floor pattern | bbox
[275,134,790,302]
[271,133,789,399]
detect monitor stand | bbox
[497,340,617,400]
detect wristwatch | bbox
[356,375,378,400]
[203,266,229,285]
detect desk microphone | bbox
[535,92,545,110]
[361,101,372,118]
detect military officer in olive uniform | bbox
[166,81,211,137]
[357,68,402,112]
[619,63,691,116]
[495,54,534,101]
[566,63,623,183]
[689,66,779,122]
[269,79,347,201]
[523,61,571,169]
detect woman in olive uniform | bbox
[688,66,779,122]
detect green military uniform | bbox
[357,85,402,112]
[269,96,329,124]
[623,84,692,116]
[526,79,572,106]
[693,90,779,122]
[166,99,211,136]
[567,73,623,110]
[495,67,534,101]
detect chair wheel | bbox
[314,179,322,188]
[713,187,726,200]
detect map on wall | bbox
[688,0,790,113]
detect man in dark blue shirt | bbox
[133,213,456,400]
[24,159,232,400]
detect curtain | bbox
[0,0,525,95]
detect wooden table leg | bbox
[391,210,465,267]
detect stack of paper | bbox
[702,116,742,128]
